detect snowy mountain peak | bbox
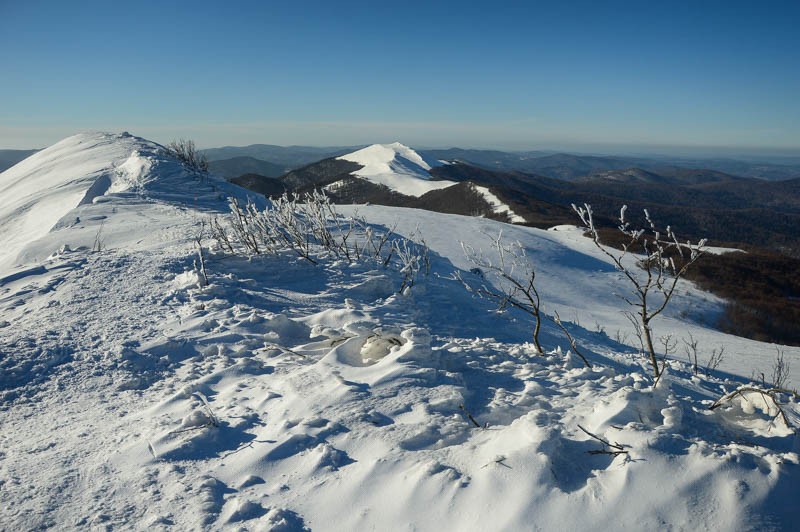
[340,142,433,171]
[0,131,253,272]
[336,143,455,197]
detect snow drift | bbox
[0,132,798,531]
[0,132,252,273]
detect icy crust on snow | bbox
[472,184,527,223]
[1,134,799,530]
[337,142,456,197]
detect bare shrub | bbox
[771,347,791,389]
[704,345,725,377]
[92,221,105,253]
[210,190,428,292]
[459,232,544,353]
[710,386,798,431]
[573,203,706,378]
[166,138,209,173]
[682,333,725,377]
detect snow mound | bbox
[0,131,255,273]
[337,142,456,196]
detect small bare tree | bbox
[704,345,725,377]
[659,333,677,359]
[771,347,791,390]
[683,332,700,375]
[553,310,592,368]
[573,203,706,378]
[166,139,209,172]
[459,231,544,353]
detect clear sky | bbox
[1,0,798,155]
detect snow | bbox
[337,142,456,197]
[0,131,255,273]
[704,245,745,255]
[1,132,799,531]
[471,183,527,223]
[0,132,140,273]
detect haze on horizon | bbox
[1,0,798,158]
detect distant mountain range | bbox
[199,143,800,183]
[224,143,800,258]
[207,156,286,178]
[201,144,361,168]
[420,149,800,181]
[6,142,799,182]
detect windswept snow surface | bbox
[1,133,799,531]
[337,142,456,196]
[0,132,253,273]
[0,132,147,273]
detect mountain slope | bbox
[0,132,798,531]
[0,131,255,273]
[229,173,287,196]
[431,162,800,256]
[420,148,800,182]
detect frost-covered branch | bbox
[459,231,544,353]
[710,386,798,432]
[573,203,706,379]
[553,310,592,368]
[210,190,429,293]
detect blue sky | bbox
[1,0,798,154]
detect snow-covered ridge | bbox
[0,131,252,273]
[337,142,456,197]
[1,132,144,271]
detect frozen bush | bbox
[166,139,209,173]
[210,190,429,292]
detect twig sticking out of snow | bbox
[459,404,481,428]
[194,221,209,287]
[553,310,592,368]
[194,392,219,427]
[577,424,629,456]
[263,342,307,359]
[481,456,511,469]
